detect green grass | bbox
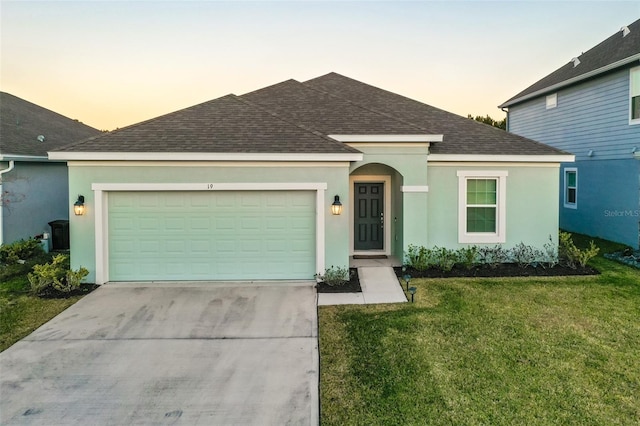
[0,254,86,352]
[319,238,640,425]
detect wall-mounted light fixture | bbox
[73,195,85,216]
[331,195,343,215]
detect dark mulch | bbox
[37,283,99,299]
[395,263,600,279]
[316,268,361,293]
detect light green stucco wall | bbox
[427,164,560,250]
[68,163,351,283]
[350,145,429,258]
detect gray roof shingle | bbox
[0,92,100,157]
[53,73,567,157]
[302,73,566,156]
[56,94,360,154]
[501,18,640,108]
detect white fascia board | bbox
[329,134,443,143]
[48,151,363,162]
[91,182,328,192]
[500,54,640,108]
[429,154,575,163]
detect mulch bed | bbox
[395,263,599,279]
[316,268,362,293]
[37,283,100,299]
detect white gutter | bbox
[0,160,16,245]
[500,54,640,108]
[48,151,364,162]
[428,154,575,163]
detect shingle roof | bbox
[500,18,640,108]
[56,94,359,154]
[54,73,567,157]
[243,79,426,135]
[302,73,565,155]
[0,92,100,158]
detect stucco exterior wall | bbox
[427,163,560,250]
[68,162,351,283]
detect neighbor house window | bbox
[564,168,577,209]
[546,93,557,109]
[457,171,508,243]
[631,66,640,124]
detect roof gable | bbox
[501,18,640,107]
[0,92,100,158]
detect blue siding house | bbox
[0,93,101,245]
[500,19,640,248]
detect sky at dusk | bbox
[1,1,639,131]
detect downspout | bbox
[0,160,16,245]
[500,107,509,131]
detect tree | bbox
[467,114,506,130]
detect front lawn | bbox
[319,240,640,424]
[0,253,87,352]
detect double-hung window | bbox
[457,171,507,243]
[632,66,640,124]
[564,168,577,209]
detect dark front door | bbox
[354,183,384,250]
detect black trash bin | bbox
[48,220,70,250]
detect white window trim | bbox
[457,171,508,244]
[90,182,327,285]
[564,167,578,209]
[630,66,640,125]
[546,93,557,109]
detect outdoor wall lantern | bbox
[331,195,343,215]
[73,195,85,216]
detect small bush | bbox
[0,239,43,265]
[510,242,544,268]
[28,254,89,296]
[316,265,350,287]
[543,235,559,268]
[477,245,509,269]
[456,246,479,269]
[558,231,599,268]
[405,244,432,271]
[432,246,457,272]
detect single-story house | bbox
[49,73,573,284]
[0,92,101,245]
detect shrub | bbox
[405,244,432,271]
[558,231,599,268]
[0,239,43,265]
[432,246,457,272]
[543,235,559,268]
[28,254,89,295]
[477,245,509,269]
[316,265,350,287]
[456,246,479,269]
[509,242,544,268]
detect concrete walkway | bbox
[1,282,319,425]
[318,266,407,306]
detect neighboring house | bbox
[0,92,101,245]
[500,19,640,248]
[49,73,572,284]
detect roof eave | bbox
[428,154,575,163]
[48,151,364,162]
[499,54,640,108]
[1,154,54,162]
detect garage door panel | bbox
[108,191,315,281]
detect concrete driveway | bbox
[0,282,319,425]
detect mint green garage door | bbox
[108,191,316,281]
